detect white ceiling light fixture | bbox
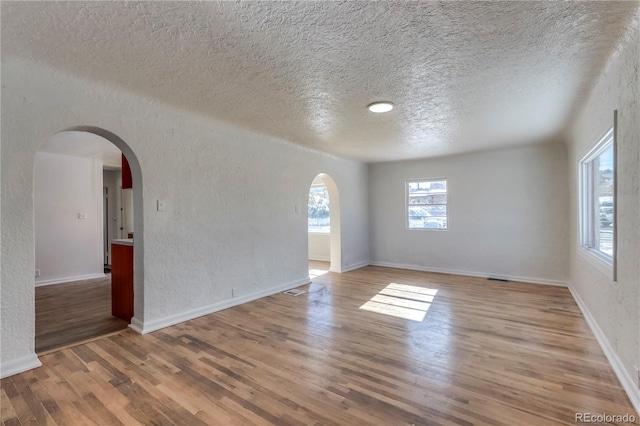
[367,101,394,113]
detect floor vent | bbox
[487,277,510,282]
[283,289,306,296]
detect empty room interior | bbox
[1,2,639,425]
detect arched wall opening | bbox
[32,126,145,352]
[307,173,341,273]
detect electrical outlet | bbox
[232,288,238,297]
[35,269,41,277]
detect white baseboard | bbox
[130,277,311,334]
[35,273,106,287]
[339,261,370,273]
[368,261,569,287]
[568,285,640,414]
[308,256,331,262]
[1,353,42,379]
[128,317,145,334]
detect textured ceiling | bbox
[2,1,638,162]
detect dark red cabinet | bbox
[111,242,133,323]
[122,154,132,189]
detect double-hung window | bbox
[407,179,447,230]
[579,128,614,264]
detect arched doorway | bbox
[33,126,144,352]
[307,173,341,273]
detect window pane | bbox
[408,180,446,194]
[408,205,446,217]
[409,216,447,229]
[596,145,614,256]
[408,206,447,229]
[308,186,330,232]
[408,194,447,205]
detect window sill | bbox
[308,231,330,235]
[577,247,613,278]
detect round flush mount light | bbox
[367,101,394,113]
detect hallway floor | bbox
[35,275,128,353]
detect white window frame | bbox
[578,127,614,269]
[406,178,448,231]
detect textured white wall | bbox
[34,152,104,284]
[567,13,639,403]
[0,57,369,369]
[368,143,570,284]
[308,233,330,261]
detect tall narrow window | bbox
[308,185,330,233]
[407,179,447,229]
[580,128,614,263]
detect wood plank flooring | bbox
[35,276,129,353]
[4,262,638,425]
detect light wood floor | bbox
[3,262,638,425]
[35,275,129,353]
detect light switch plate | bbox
[157,200,166,211]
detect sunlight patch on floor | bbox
[309,268,329,279]
[359,283,438,322]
